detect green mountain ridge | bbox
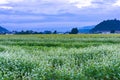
[0,26,9,33]
[91,19,120,33]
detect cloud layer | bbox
[0,0,120,29]
[0,0,119,14]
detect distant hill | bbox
[91,19,120,33]
[79,26,95,33]
[0,26,9,33]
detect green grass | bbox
[0,34,120,80]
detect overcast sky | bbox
[0,0,120,31]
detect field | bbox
[0,34,120,80]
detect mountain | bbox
[0,26,9,33]
[79,25,95,33]
[91,19,120,33]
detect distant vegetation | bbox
[15,28,79,34]
[15,30,43,34]
[91,19,120,33]
[69,28,79,34]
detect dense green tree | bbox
[53,30,57,34]
[110,30,115,33]
[70,28,79,34]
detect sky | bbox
[0,0,120,31]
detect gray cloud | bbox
[0,0,120,29]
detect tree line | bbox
[14,28,79,34]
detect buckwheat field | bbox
[0,34,120,80]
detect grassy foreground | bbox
[0,34,120,80]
